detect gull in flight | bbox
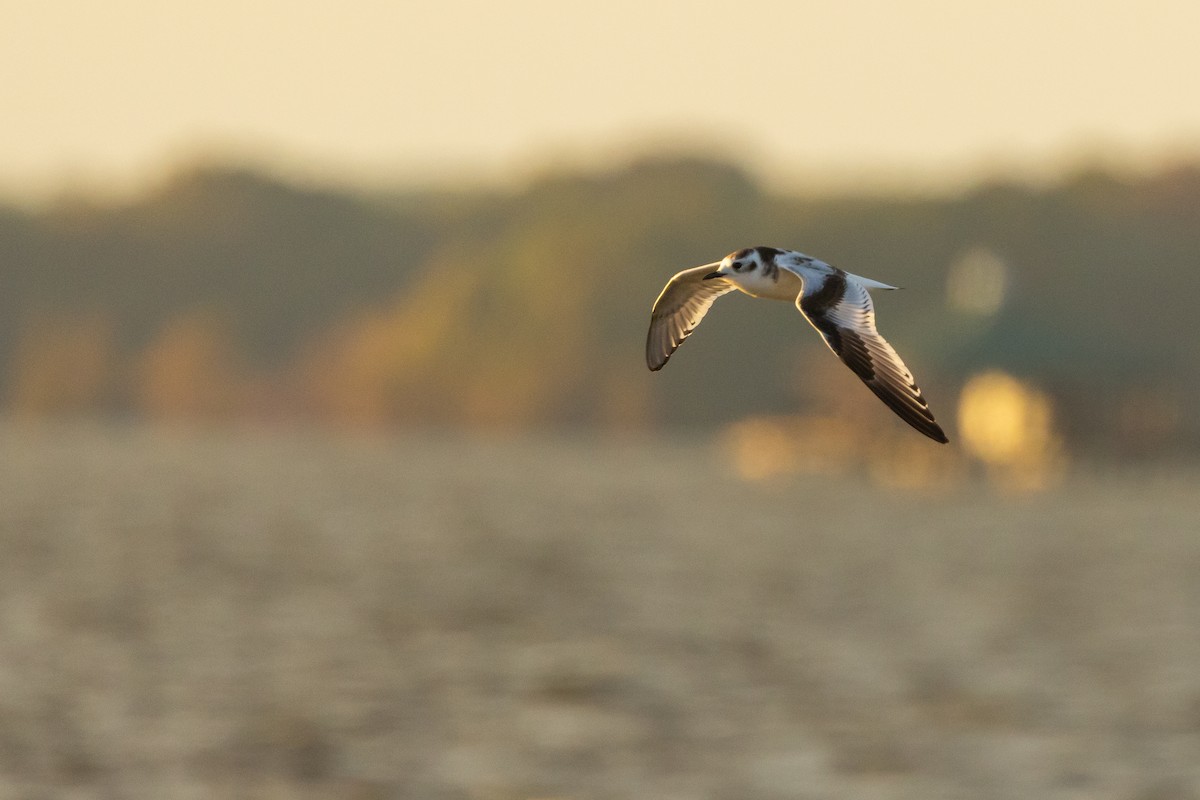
[647,246,948,443]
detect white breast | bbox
[730,268,805,300]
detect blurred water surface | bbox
[1,420,1199,799]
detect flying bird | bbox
[647,246,948,443]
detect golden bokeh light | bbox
[957,370,1066,491]
[720,415,863,482]
[946,247,1009,316]
[719,413,961,490]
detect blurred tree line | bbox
[2,156,1198,454]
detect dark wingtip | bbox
[646,346,668,371]
[921,419,950,443]
[915,419,949,443]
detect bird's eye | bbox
[732,261,743,271]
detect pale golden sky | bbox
[3,0,1199,198]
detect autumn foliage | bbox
[2,157,1198,452]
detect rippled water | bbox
[1,420,1198,798]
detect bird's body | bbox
[647,246,948,443]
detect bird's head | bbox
[703,247,761,281]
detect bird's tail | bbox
[848,272,900,290]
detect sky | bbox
[3,0,1200,199]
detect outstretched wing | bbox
[796,271,948,443]
[646,263,734,371]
